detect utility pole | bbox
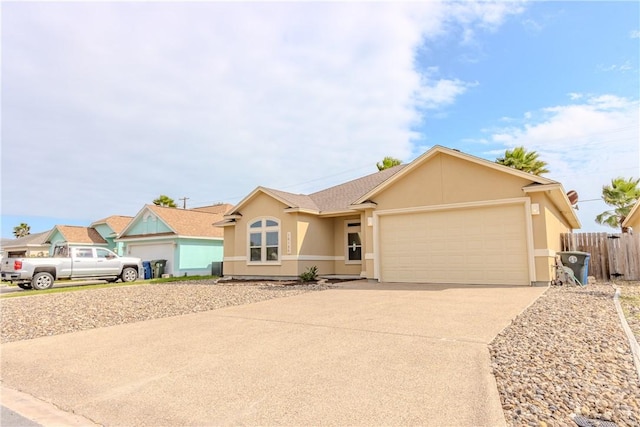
[179,197,189,209]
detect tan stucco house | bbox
[622,199,640,232]
[217,146,580,286]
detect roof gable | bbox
[90,215,133,234]
[228,187,319,215]
[120,205,226,238]
[353,146,554,205]
[226,166,407,216]
[46,226,108,245]
[221,145,578,228]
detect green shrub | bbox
[299,266,318,282]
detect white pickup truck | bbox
[0,245,143,290]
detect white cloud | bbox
[488,95,640,231]
[1,1,524,224]
[598,61,633,72]
[630,30,640,39]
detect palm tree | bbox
[153,195,177,208]
[377,156,403,171]
[13,223,31,238]
[595,177,640,232]
[496,146,549,175]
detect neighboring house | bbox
[216,146,581,286]
[90,215,133,253]
[622,199,640,232]
[0,231,51,258]
[116,204,232,277]
[45,225,109,254]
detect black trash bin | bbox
[211,261,223,277]
[558,251,590,285]
[151,259,167,278]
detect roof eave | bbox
[522,183,581,229]
[349,202,378,211]
[353,145,556,205]
[283,207,320,215]
[622,200,640,227]
[318,209,362,218]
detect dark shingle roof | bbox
[308,164,407,212]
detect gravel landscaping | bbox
[490,282,640,427]
[2,279,639,426]
[0,280,330,343]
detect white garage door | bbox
[379,203,530,285]
[128,244,174,275]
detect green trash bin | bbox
[151,259,167,278]
[558,251,590,285]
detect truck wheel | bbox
[121,267,138,282]
[17,283,33,290]
[31,272,54,290]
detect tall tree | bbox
[376,156,403,171]
[13,223,31,238]
[495,146,549,175]
[153,195,177,208]
[595,177,640,232]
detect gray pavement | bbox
[1,406,42,427]
[1,281,546,426]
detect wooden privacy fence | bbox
[561,233,640,281]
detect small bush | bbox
[299,266,318,282]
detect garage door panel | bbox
[379,204,529,285]
[128,244,174,275]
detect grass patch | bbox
[150,275,218,283]
[1,275,219,298]
[1,281,149,298]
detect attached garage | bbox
[377,201,532,285]
[127,243,174,275]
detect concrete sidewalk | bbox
[1,282,546,426]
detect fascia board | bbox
[283,207,320,215]
[522,184,581,229]
[353,145,556,205]
[622,200,640,227]
[117,205,152,237]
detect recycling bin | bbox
[151,259,167,278]
[142,261,152,280]
[558,251,590,285]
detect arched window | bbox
[248,218,280,263]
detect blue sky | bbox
[2,1,639,238]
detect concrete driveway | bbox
[1,281,546,426]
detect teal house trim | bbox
[116,204,231,277]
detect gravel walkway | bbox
[490,282,640,427]
[2,279,639,426]
[0,280,329,343]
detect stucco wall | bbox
[176,238,223,276]
[526,191,573,283]
[126,212,172,236]
[223,192,299,277]
[373,153,531,210]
